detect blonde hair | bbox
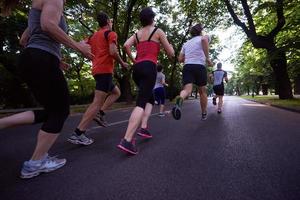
[1,0,19,16]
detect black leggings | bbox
[18,48,70,133]
[132,61,157,109]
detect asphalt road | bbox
[0,96,299,200]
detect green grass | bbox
[70,101,136,114]
[0,102,136,117]
[241,95,300,111]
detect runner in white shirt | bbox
[172,23,213,121]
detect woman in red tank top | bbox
[117,7,174,155]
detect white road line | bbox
[87,110,172,131]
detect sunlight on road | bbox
[241,103,267,107]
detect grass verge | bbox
[241,95,300,112]
[70,101,135,114]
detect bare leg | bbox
[31,130,59,160]
[141,103,153,129]
[101,86,121,111]
[179,83,193,100]
[159,104,165,113]
[124,107,144,142]
[218,95,224,110]
[77,90,107,131]
[199,86,207,113]
[0,111,35,129]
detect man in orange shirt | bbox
[68,12,128,145]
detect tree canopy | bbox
[0,0,299,108]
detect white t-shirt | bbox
[154,72,165,89]
[181,36,206,65]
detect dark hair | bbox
[190,24,203,37]
[217,62,222,68]
[139,7,156,27]
[1,0,18,16]
[97,12,109,27]
[157,64,163,72]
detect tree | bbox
[223,0,293,99]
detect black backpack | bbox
[88,30,111,43]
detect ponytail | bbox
[1,0,19,16]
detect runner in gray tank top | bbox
[0,0,93,179]
[209,62,228,113]
[154,64,168,117]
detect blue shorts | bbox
[154,87,166,105]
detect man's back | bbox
[213,69,227,85]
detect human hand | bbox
[60,61,70,71]
[77,41,94,60]
[122,62,129,69]
[206,58,213,67]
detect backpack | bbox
[88,30,112,43]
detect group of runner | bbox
[0,0,228,179]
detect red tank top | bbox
[135,27,160,64]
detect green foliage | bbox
[228,0,300,96]
[0,0,233,107]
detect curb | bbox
[243,98,300,114]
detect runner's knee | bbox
[40,107,70,133]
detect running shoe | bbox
[201,113,207,120]
[137,128,153,139]
[172,96,183,120]
[217,109,222,114]
[212,97,217,105]
[172,105,181,120]
[67,133,94,145]
[117,138,138,155]
[93,112,108,127]
[20,154,66,179]
[158,113,165,117]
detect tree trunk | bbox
[262,84,268,95]
[118,74,133,104]
[267,48,293,99]
[294,75,300,95]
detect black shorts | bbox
[182,64,207,86]
[17,48,70,133]
[93,73,115,93]
[213,84,224,96]
[154,87,166,105]
[132,61,157,109]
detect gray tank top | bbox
[27,8,68,59]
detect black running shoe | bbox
[172,96,183,120]
[217,109,222,114]
[117,139,138,155]
[201,113,207,120]
[137,128,153,139]
[93,112,108,127]
[172,105,181,120]
[212,97,217,105]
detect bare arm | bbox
[124,35,136,64]
[224,73,229,83]
[209,73,214,83]
[201,36,213,66]
[225,77,229,83]
[178,52,185,63]
[20,27,30,47]
[109,43,128,68]
[40,0,93,59]
[158,29,175,60]
[161,78,168,86]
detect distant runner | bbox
[210,62,228,113]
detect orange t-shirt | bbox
[87,28,117,75]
